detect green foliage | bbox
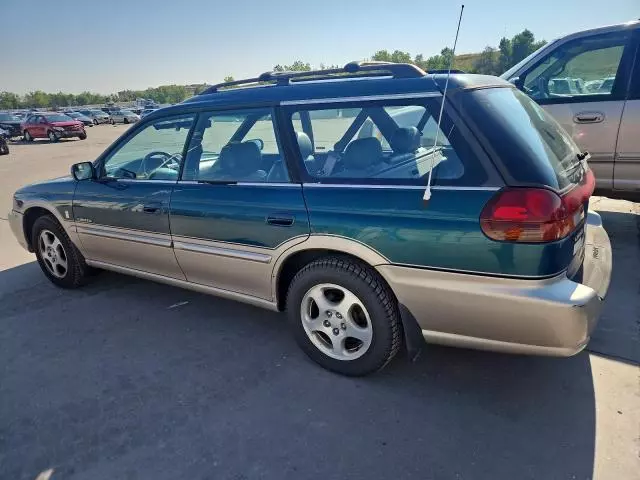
[223,76,234,83]
[273,61,311,72]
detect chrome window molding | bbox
[281,92,441,105]
[301,183,500,191]
[108,178,178,185]
[176,181,300,188]
[173,240,272,263]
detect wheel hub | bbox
[300,283,373,361]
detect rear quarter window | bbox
[459,87,582,190]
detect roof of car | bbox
[175,73,511,112]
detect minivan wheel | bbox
[78,132,87,140]
[93,118,98,125]
[48,130,58,142]
[24,130,33,142]
[32,215,91,289]
[124,118,129,124]
[286,256,402,376]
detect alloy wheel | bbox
[38,229,68,278]
[300,283,373,361]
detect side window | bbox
[182,109,288,183]
[521,31,631,102]
[288,99,476,186]
[101,114,194,181]
[38,116,47,124]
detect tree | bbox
[473,46,500,75]
[273,61,311,72]
[223,76,234,83]
[372,50,392,62]
[511,29,536,65]
[0,92,20,109]
[498,37,512,73]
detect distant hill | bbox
[453,52,484,72]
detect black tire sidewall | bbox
[286,259,398,376]
[32,215,87,288]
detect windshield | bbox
[44,114,73,122]
[0,113,21,121]
[501,39,557,79]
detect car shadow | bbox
[587,209,640,365]
[1,262,596,480]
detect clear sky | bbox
[2,0,637,94]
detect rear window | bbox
[462,87,582,190]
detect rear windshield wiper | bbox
[196,180,237,185]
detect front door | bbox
[169,108,309,300]
[73,113,196,278]
[517,29,634,191]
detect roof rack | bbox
[200,61,426,95]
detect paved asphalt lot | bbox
[1,126,638,480]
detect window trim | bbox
[626,28,640,100]
[280,96,500,188]
[518,29,635,105]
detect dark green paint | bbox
[169,184,309,248]
[302,186,575,277]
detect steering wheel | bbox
[141,151,181,177]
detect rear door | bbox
[169,108,309,301]
[614,28,640,192]
[516,28,634,191]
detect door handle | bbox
[142,203,162,214]
[266,215,294,227]
[574,112,604,124]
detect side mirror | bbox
[246,138,264,151]
[71,162,95,181]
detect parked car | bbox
[65,111,94,127]
[0,112,24,139]
[140,107,158,118]
[21,112,86,142]
[109,109,140,124]
[0,127,9,155]
[8,62,612,376]
[501,20,640,200]
[77,109,110,125]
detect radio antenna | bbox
[424,4,465,204]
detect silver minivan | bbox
[501,21,640,199]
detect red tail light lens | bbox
[480,169,594,243]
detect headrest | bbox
[343,137,382,170]
[218,141,262,176]
[296,131,313,159]
[391,126,421,153]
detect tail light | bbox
[480,169,595,243]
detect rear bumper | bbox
[377,211,612,356]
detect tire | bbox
[286,256,402,376]
[0,140,8,155]
[32,215,91,289]
[124,118,129,124]
[24,130,33,142]
[48,130,58,142]
[93,118,98,126]
[110,118,115,125]
[78,132,87,140]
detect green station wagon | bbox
[9,62,612,376]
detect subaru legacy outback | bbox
[9,62,612,376]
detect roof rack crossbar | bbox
[199,61,426,95]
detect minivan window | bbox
[519,30,631,101]
[463,87,582,190]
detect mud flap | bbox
[399,303,425,362]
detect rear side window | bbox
[462,87,582,190]
[287,97,487,186]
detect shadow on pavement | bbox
[587,210,640,365]
[0,262,597,480]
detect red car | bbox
[21,112,87,142]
